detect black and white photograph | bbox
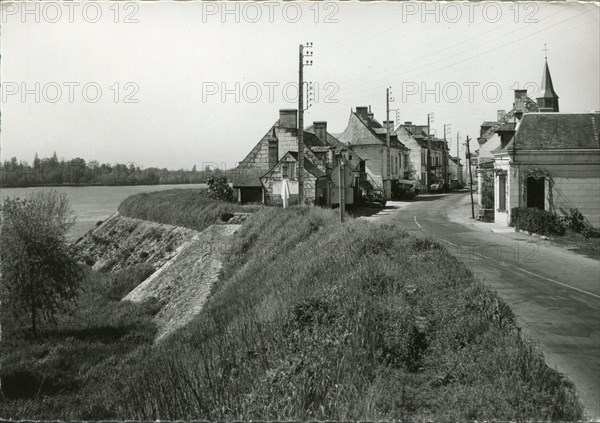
[0,0,599,420]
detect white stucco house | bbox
[492,112,600,228]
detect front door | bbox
[526,177,545,210]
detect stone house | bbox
[232,109,366,206]
[492,112,600,228]
[396,122,449,193]
[259,151,326,206]
[337,106,410,198]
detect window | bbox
[526,177,545,210]
[282,162,296,180]
[282,163,289,179]
[498,174,507,211]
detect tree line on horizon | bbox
[0,152,226,187]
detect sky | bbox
[1,1,599,170]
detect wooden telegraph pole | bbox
[466,136,475,219]
[385,87,392,199]
[339,150,345,222]
[298,42,313,205]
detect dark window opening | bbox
[498,175,507,211]
[526,177,545,210]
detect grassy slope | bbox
[118,189,258,232]
[0,265,157,419]
[118,206,582,421]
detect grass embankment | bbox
[118,188,258,231]
[0,264,157,419]
[117,206,581,421]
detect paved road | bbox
[363,192,600,420]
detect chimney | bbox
[497,110,506,121]
[279,109,298,130]
[356,106,369,120]
[513,89,527,113]
[383,120,394,129]
[313,121,327,143]
[404,121,413,132]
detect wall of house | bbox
[349,144,404,187]
[330,164,356,205]
[496,150,600,228]
[448,160,462,188]
[261,165,318,206]
[237,129,272,170]
[397,128,423,188]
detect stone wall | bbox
[74,213,199,273]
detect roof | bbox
[302,130,327,148]
[494,112,600,154]
[497,122,516,132]
[538,60,559,99]
[305,125,348,150]
[261,151,326,179]
[232,167,268,188]
[341,110,407,149]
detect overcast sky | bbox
[1,1,599,170]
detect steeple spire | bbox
[536,47,559,112]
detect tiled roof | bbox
[262,152,326,179]
[494,112,600,153]
[232,167,268,188]
[305,125,348,150]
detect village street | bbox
[362,192,600,419]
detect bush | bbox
[562,208,600,238]
[511,207,566,236]
[562,208,586,233]
[205,172,235,203]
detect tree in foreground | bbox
[0,190,83,337]
[205,171,235,203]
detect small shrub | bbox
[582,227,600,239]
[563,208,586,233]
[562,208,599,238]
[205,172,235,203]
[511,207,566,236]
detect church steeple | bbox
[536,47,559,112]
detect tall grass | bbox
[118,189,258,232]
[117,206,582,421]
[0,265,157,419]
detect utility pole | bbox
[339,150,345,222]
[426,113,433,193]
[466,136,475,219]
[385,87,393,199]
[456,131,461,187]
[298,42,313,205]
[443,123,450,189]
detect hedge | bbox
[510,207,565,236]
